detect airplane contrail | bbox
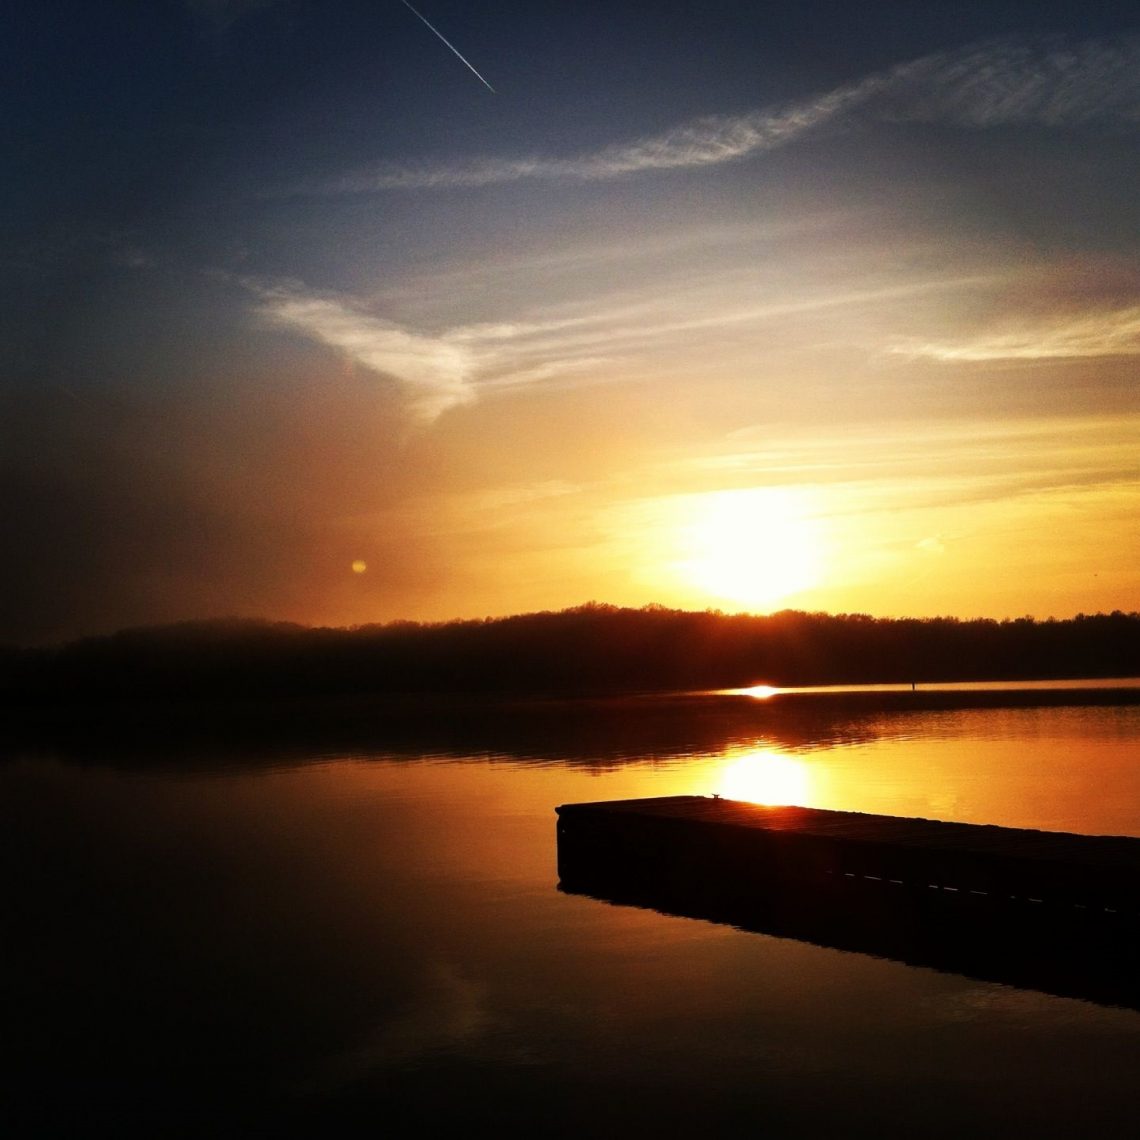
[400,0,496,93]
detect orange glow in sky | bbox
[5,8,1137,644]
[671,487,825,610]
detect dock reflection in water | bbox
[557,796,1140,1012]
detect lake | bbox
[4,687,1140,1137]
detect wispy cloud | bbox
[252,263,1005,421]
[253,283,619,421]
[674,413,1140,514]
[890,306,1140,361]
[319,35,1139,193]
[256,286,477,420]
[877,36,1140,128]
[326,78,880,192]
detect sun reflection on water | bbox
[739,684,780,699]
[717,748,812,806]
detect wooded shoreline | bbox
[3,604,1138,703]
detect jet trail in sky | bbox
[400,0,495,93]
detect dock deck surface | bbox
[556,795,1140,913]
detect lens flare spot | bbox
[351,560,368,574]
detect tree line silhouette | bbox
[2,604,1138,703]
[2,606,1140,702]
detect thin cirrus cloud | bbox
[320,34,1139,193]
[680,414,1140,502]
[257,286,476,420]
[890,305,1140,361]
[255,284,615,420]
[254,266,1000,421]
[326,80,878,191]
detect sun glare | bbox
[676,487,823,610]
[738,684,780,699]
[718,749,810,806]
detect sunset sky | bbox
[4,1,1138,643]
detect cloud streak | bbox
[877,36,1140,128]
[668,414,1140,541]
[329,79,879,191]
[322,35,1139,193]
[254,285,619,421]
[252,263,995,421]
[257,287,476,420]
[890,306,1140,361]
[399,0,495,94]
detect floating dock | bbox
[557,795,1140,912]
[556,796,1140,1008]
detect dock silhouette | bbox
[556,796,1140,1009]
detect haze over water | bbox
[5,689,1139,1137]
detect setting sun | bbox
[675,488,825,610]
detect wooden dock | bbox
[556,795,1140,913]
[556,796,1140,1007]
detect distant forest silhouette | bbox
[2,604,1138,704]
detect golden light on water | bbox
[717,749,811,806]
[738,684,780,700]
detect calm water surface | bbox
[4,692,1140,1137]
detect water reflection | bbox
[733,683,781,699]
[7,686,1138,776]
[4,694,1140,1136]
[717,749,812,806]
[557,829,1140,1012]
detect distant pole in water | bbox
[912,681,917,691]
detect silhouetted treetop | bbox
[2,606,1138,703]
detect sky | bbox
[3,1,1138,643]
